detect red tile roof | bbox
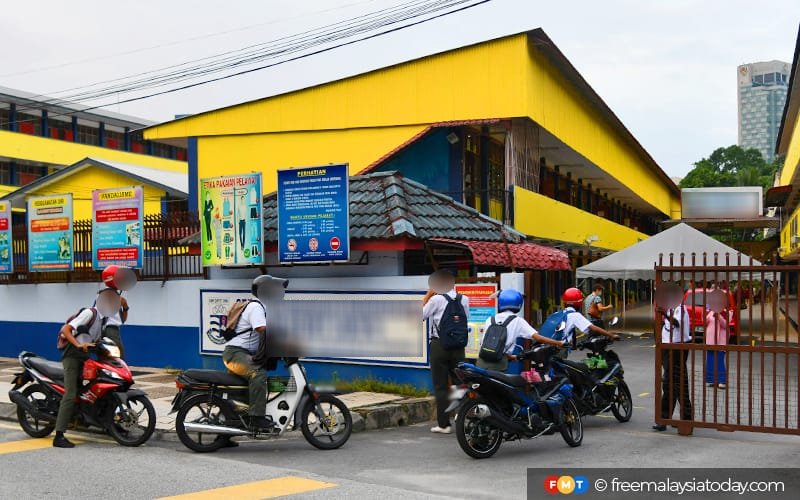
[430,238,571,271]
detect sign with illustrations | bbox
[200,173,263,267]
[277,164,350,264]
[0,202,12,273]
[455,283,499,358]
[27,194,73,272]
[92,186,143,269]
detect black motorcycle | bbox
[446,343,582,459]
[552,318,632,422]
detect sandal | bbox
[717,384,727,389]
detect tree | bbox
[679,145,782,190]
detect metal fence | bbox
[654,252,800,436]
[0,211,205,284]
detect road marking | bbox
[0,422,116,444]
[157,476,337,499]
[0,437,86,454]
[638,392,651,397]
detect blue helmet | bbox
[497,289,524,312]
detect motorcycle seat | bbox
[183,369,248,386]
[27,357,65,381]
[560,358,592,376]
[486,370,528,388]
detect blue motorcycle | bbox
[447,343,583,459]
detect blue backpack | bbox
[538,309,571,341]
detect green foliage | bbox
[679,145,782,190]
[326,371,429,398]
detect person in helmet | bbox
[99,265,131,359]
[222,275,288,434]
[559,287,619,356]
[476,289,566,372]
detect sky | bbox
[1,0,799,178]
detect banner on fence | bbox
[277,163,350,264]
[199,173,263,267]
[27,194,73,272]
[92,186,144,269]
[455,283,498,358]
[0,202,12,273]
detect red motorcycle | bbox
[8,338,156,446]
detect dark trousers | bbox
[55,346,89,432]
[589,317,605,329]
[430,338,464,428]
[204,214,212,241]
[661,348,693,420]
[238,220,246,249]
[223,346,267,416]
[103,325,124,360]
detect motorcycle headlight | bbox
[103,345,121,358]
[100,369,124,380]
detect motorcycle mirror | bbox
[608,317,619,327]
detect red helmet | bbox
[102,265,120,288]
[562,287,584,307]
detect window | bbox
[0,161,10,184]
[14,164,46,186]
[0,108,11,130]
[764,73,775,84]
[152,142,172,158]
[105,129,124,150]
[77,124,99,145]
[15,112,41,135]
[754,75,763,84]
[48,118,72,140]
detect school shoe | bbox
[652,424,667,431]
[53,434,75,448]
[431,426,452,434]
[247,415,275,431]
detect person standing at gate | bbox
[583,283,612,329]
[653,299,693,431]
[423,269,469,435]
[704,290,729,389]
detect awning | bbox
[765,185,792,207]
[429,238,571,271]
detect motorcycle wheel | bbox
[455,398,503,459]
[106,394,156,447]
[610,380,633,422]
[300,394,352,450]
[17,384,56,438]
[558,398,583,447]
[175,394,232,453]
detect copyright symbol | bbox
[595,479,607,492]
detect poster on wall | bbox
[277,163,349,264]
[199,289,427,367]
[199,173,263,267]
[27,194,73,272]
[455,283,498,358]
[92,186,143,269]
[0,201,12,273]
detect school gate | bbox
[654,253,800,436]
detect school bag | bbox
[57,308,98,349]
[538,309,571,341]
[478,315,517,362]
[436,294,469,350]
[222,299,262,341]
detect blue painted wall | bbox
[375,128,453,193]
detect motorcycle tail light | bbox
[175,380,185,389]
[467,391,477,399]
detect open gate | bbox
[654,253,800,435]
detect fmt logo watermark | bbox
[544,475,589,495]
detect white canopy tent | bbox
[576,223,775,327]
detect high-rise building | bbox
[737,60,791,162]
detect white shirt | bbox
[68,308,105,344]
[226,300,266,354]
[422,289,470,339]
[481,311,537,355]
[661,305,691,343]
[564,308,592,343]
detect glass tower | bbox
[737,60,791,162]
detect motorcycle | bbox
[171,357,352,453]
[8,337,156,446]
[446,343,583,459]
[553,317,632,422]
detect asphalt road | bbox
[2,336,799,499]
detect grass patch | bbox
[319,372,430,398]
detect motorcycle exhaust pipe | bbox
[182,422,250,436]
[8,391,57,423]
[472,403,529,435]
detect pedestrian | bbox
[704,296,728,389]
[583,283,612,328]
[53,288,120,448]
[476,289,564,372]
[423,269,469,434]
[653,300,693,431]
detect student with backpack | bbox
[53,288,121,448]
[423,269,470,434]
[540,288,619,358]
[477,290,565,372]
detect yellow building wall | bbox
[0,130,187,173]
[24,166,167,220]
[196,124,428,197]
[514,186,648,251]
[779,113,800,187]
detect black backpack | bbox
[478,315,517,362]
[437,294,468,350]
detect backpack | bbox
[538,309,571,341]
[222,299,261,342]
[57,307,98,350]
[436,294,469,350]
[478,315,517,362]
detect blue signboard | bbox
[277,164,350,263]
[92,186,144,269]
